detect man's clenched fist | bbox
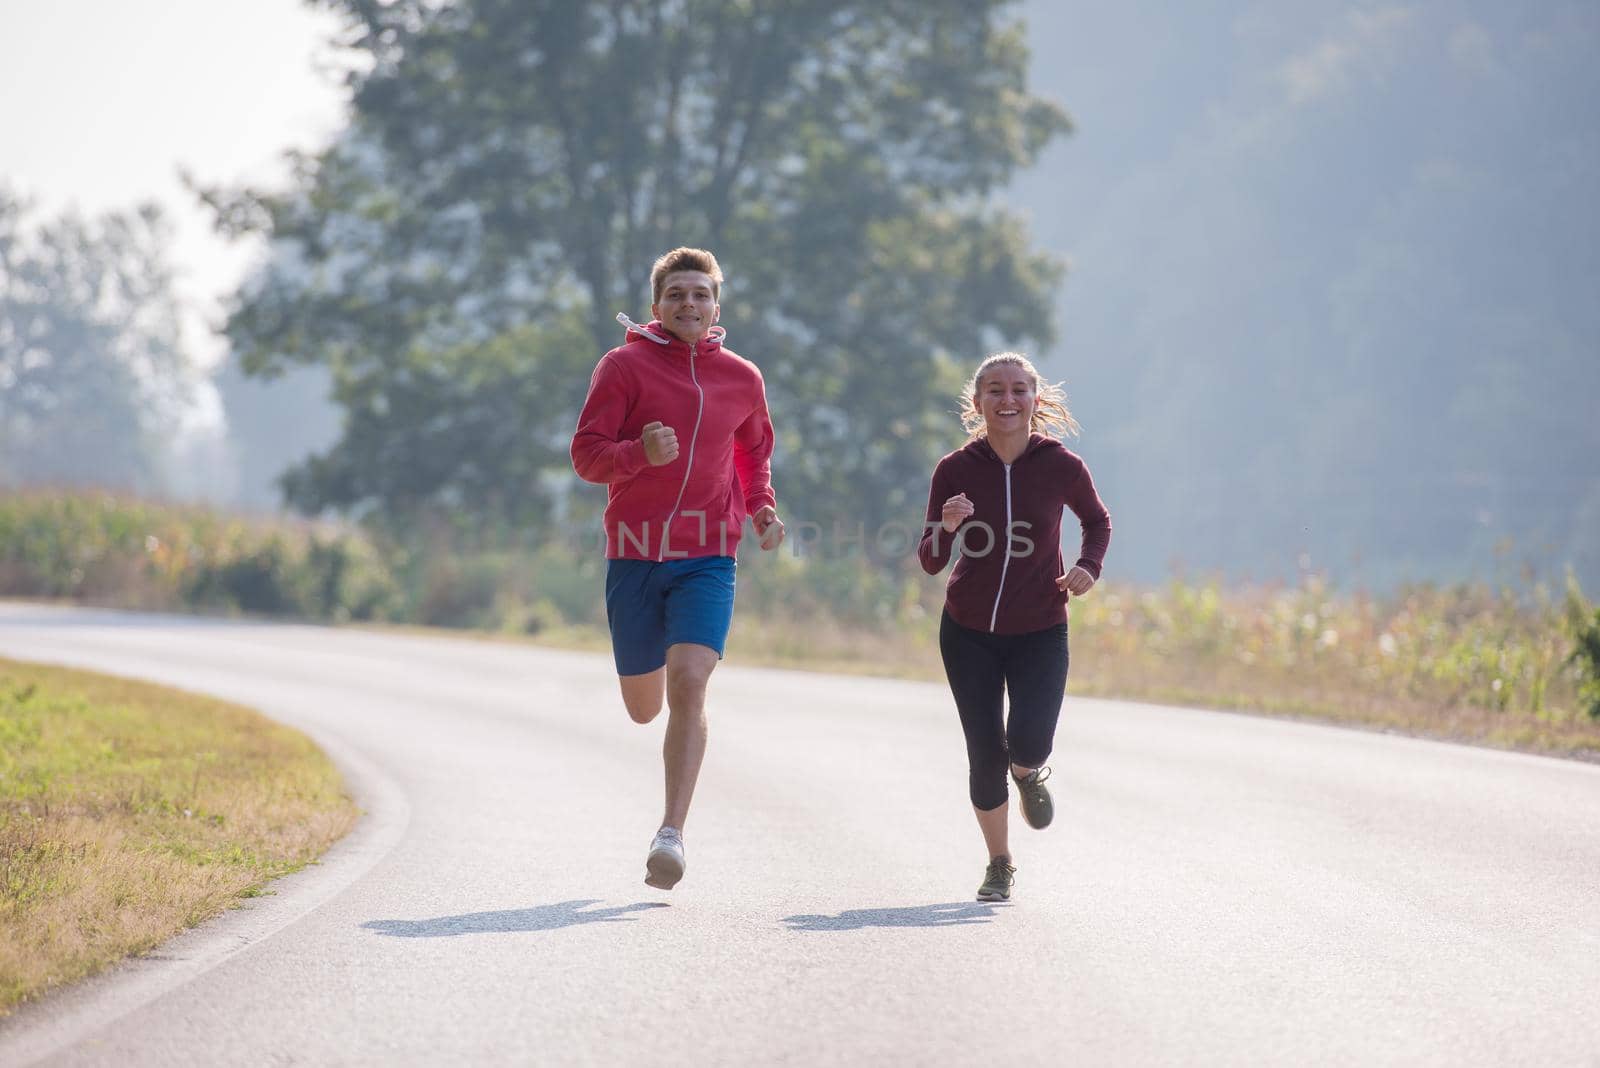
[752,505,785,551]
[641,421,679,466]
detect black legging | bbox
[939,609,1069,811]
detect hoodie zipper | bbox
[988,461,1013,631]
[657,339,705,561]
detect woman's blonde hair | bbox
[959,352,1080,440]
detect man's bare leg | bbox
[618,669,665,724]
[661,642,718,831]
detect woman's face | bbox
[975,363,1036,435]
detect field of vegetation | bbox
[4,490,1598,759]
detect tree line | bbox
[197,0,1065,551]
[5,2,1065,564]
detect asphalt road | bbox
[1,601,1597,1066]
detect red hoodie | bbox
[571,317,776,561]
[918,434,1111,634]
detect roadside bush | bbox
[1565,583,1600,719]
[0,491,398,622]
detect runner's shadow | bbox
[363,899,669,938]
[782,901,1008,932]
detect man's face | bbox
[652,270,719,345]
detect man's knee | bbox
[666,670,712,708]
[619,672,664,724]
[665,645,718,705]
[624,696,662,724]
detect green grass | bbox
[0,658,357,1016]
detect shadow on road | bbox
[362,899,669,937]
[782,902,1008,932]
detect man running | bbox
[571,247,784,890]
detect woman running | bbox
[917,352,1111,902]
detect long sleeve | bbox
[732,374,776,514]
[918,462,957,575]
[570,355,648,484]
[1065,460,1111,579]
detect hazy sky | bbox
[0,0,347,366]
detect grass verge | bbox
[7,490,1596,761]
[450,595,1600,763]
[0,657,357,1017]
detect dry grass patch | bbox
[728,585,1600,761]
[724,612,943,679]
[396,579,1600,760]
[0,658,357,1016]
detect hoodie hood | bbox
[964,432,1063,465]
[616,312,726,354]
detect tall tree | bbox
[0,191,194,492]
[204,0,1068,549]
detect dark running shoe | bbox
[977,856,1016,902]
[1012,766,1054,829]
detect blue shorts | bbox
[605,556,737,676]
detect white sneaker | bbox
[645,827,686,890]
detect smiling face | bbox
[651,270,720,345]
[975,361,1037,437]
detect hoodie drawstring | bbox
[616,312,669,345]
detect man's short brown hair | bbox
[650,247,723,302]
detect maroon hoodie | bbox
[918,433,1111,634]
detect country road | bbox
[1,601,1597,1066]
